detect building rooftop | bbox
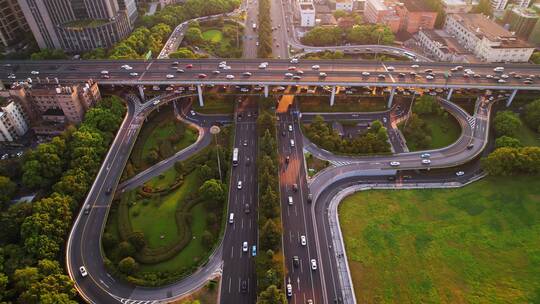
[368,0,389,11]
[451,13,516,40]
[335,0,353,3]
[402,0,435,11]
[422,29,471,54]
[300,3,315,10]
[509,5,539,18]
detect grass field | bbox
[298,96,387,113]
[339,176,540,303]
[141,122,198,162]
[130,171,200,248]
[139,200,209,272]
[193,95,235,114]
[202,30,223,43]
[405,113,462,151]
[516,117,540,147]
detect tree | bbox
[523,99,540,133]
[128,231,147,250]
[495,136,522,148]
[118,257,138,275]
[493,111,521,137]
[169,48,198,59]
[0,272,7,301]
[0,176,16,207]
[333,10,347,19]
[413,95,438,114]
[260,219,281,251]
[198,164,215,181]
[473,0,492,16]
[185,27,204,44]
[199,179,225,203]
[531,51,540,64]
[257,285,287,304]
[102,233,118,250]
[301,26,344,46]
[30,49,68,60]
[117,241,136,258]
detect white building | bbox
[0,99,28,142]
[336,0,354,11]
[444,13,534,62]
[300,3,316,27]
[417,29,470,62]
[490,0,508,11]
[441,0,474,13]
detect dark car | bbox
[387,176,396,181]
[241,280,247,293]
[285,156,290,163]
[292,183,298,192]
[293,256,300,267]
[244,203,250,214]
[307,193,313,204]
[106,187,112,195]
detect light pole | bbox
[210,125,223,182]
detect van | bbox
[290,139,295,147]
[229,213,234,224]
[288,196,293,205]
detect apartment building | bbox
[0,98,29,142]
[336,0,354,11]
[417,29,471,62]
[441,0,474,13]
[0,0,29,47]
[300,3,317,27]
[0,80,101,136]
[364,0,436,33]
[444,13,534,62]
[17,0,137,52]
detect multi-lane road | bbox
[220,98,259,303]
[2,59,540,91]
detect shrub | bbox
[118,257,138,275]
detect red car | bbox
[198,73,207,79]
[186,64,193,69]
[288,66,296,71]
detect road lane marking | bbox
[231,246,234,259]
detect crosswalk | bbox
[467,116,476,129]
[330,160,352,166]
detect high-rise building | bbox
[0,0,30,47]
[0,98,29,142]
[503,5,538,39]
[17,0,138,52]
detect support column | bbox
[264,85,269,98]
[197,84,204,107]
[446,88,454,101]
[506,89,517,107]
[330,86,336,106]
[387,87,396,108]
[138,85,145,101]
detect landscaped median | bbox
[103,126,233,286]
[338,176,540,303]
[123,104,198,179]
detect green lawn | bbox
[516,117,540,147]
[193,95,235,114]
[339,176,540,303]
[298,96,387,113]
[202,30,223,43]
[139,200,209,272]
[406,113,462,151]
[130,171,199,248]
[141,123,198,161]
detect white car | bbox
[286,283,293,297]
[390,161,400,167]
[242,241,248,252]
[288,124,293,132]
[31,70,39,75]
[319,72,327,78]
[237,181,243,189]
[258,62,268,69]
[8,75,16,79]
[130,72,139,77]
[421,153,431,158]
[243,72,252,77]
[226,74,235,79]
[311,65,320,70]
[426,75,434,80]
[79,266,88,277]
[386,66,395,71]
[284,73,293,78]
[456,171,465,176]
[166,74,174,79]
[190,110,196,116]
[421,159,431,165]
[300,235,307,246]
[411,64,420,68]
[310,259,317,270]
[361,72,370,77]
[290,58,298,64]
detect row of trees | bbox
[304,115,390,155]
[0,96,126,302]
[482,98,540,176]
[301,24,394,47]
[257,0,272,58]
[256,98,287,303]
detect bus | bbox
[403,51,417,60]
[232,148,239,166]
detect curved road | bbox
[66,94,228,304]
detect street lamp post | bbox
[210,125,223,182]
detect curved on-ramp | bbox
[66,94,227,304]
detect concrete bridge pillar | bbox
[446,88,454,101]
[264,85,269,98]
[387,87,396,108]
[330,86,336,106]
[197,84,204,107]
[138,85,145,101]
[506,89,517,107]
